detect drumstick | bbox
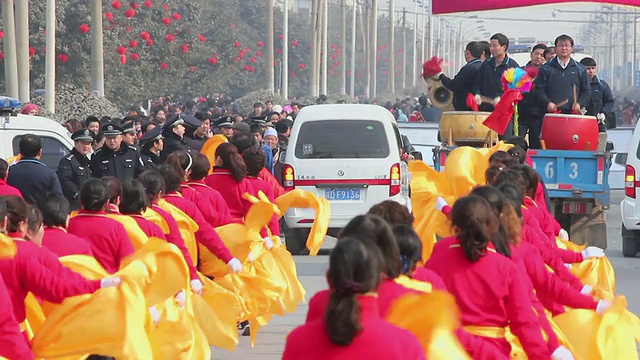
[556,99,569,107]
[480,95,497,105]
[572,85,577,107]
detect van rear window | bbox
[294,120,390,159]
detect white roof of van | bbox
[3,113,68,133]
[295,104,397,123]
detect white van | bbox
[1,114,73,170]
[618,120,640,257]
[281,104,413,254]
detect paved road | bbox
[215,190,640,359]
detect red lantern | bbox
[125,26,132,32]
[140,31,151,40]
[208,57,218,65]
[129,40,138,48]
[291,40,298,47]
[143,0,152,7]
[255,51,262,57]
[198,34,206,43]
[160,62,167,70]
[171,13,181,20]
[298,63,306,70]
[346,70,352,76]
[120,54,127,65]
[290,71,296,78]
[250,57,257,63]
[199,97,206,103]
[234,41,241,48]
[161,17,171,25]
[124,9,135,18]
[189,66,197,72]
[162,4,169,11]
[233,56,240,62]
[78,24,90,33]
[28,47,36,58]
[180,44,189,53]
[57,53,69,63]
[165,34,175,42]
[278,34,284,40]
[230,23,236,28]
[0,31,4,39]
[116,46,127,55]
[331,55,337,60]
[257,41,264,48]
[130,52,139,61]
[332,44,338,50]
[238,50,245,58]
[146,39,154,46]
[0,52,5,60]
[111,0,122,9]
[105,12,114,21]
[243,47,249,53]
[276,48,282,54]
[244,65,253,72]
[129,2,139,9]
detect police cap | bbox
[101,123,123,137]
[139,125,163,144]
[71,129,95,142]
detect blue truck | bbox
[432,146,612,249]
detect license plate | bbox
[324,188,362,201]
[562,201,592,215]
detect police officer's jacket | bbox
[91,144,144,180]
[57,148,92,210]
[160,132,190,163]
[140,148,161,170]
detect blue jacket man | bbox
[534,35,590,115]
[473,34,520,113]
[579,57,614,131]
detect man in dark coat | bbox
[57,129,94,210]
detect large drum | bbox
[540,114,599,151]
[439,111,497,146]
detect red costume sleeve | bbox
[0,276,34,360]
[259,168,286,198]
[113,223,135,270]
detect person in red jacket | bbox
[38,193,94,257]
[184,152,235,226]
[0,196,121,349]
[242,146,281,236]
[204,143,255,220]
[67,179,135,273]
[284,237,425,360]
[425,195,550,359]
[146,167,242,274]
[165,151,234,227]
[0,158,22,197]
[120,176,203,293]
[0,198,34,360]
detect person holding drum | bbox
[433,41,484,111]
[534,34,590,116]
[579,57,614,133]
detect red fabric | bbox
[466,93,479,112]
[67,211,135,273]
[184,180,235,226]
[148,206,199,281]
[0,275,34,360]
[42,227,94,257]
[521,210,583,290]
[425,237,550,359]
[432,0,640,14]
[204,168,255,220]
[534,182,547,210]
[412,267,447,290]
[0,240,101,323]
[259,168,286,198]
[163,193,233,264]
[246,176,281,236]
[0,179,22,197]
[285,295,425,360]
[421,56,443,79]
[525,153,533,167]
[130,215,166,240]
[482,89,523,135]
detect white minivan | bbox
[1,114,73,170]
[280,104,413,254]
[618,120,640,257]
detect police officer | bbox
[91,123,144,180]
[139,126,164,170]
[121,121,138,146]
[160,114,192,162]
[216,116,234,139]
[184,112,208,152]
[57,129,94,210]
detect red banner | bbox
[433,0,640,14]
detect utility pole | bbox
[402,8,406,90]
[15,0,29,102]
[2,0,19,99]
[363,2,370,98]
[412,1,417,86]
[321,0,328,95]
[282,0,289,99]
[370,0,377,98]
[349,0,357,97]
[310,0,318,96]
[340,0,346,94]
[90,0,105,97]
[45,0,56,112]
[388,0,395,93]
[266,0,275,92]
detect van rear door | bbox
[290,119,398,217]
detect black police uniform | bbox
[160,115,194,162]
[91,124,144,180]
[57,129,94,210]
[139,126,163,169]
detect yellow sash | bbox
[463,325,507,339]
[394,275,433,294]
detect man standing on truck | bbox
[534,34,590,116]
[579,57,614,132]
[433,41,484,111]
[519,44,547,149]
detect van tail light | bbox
[390,163,401,196]
[625,165,636,198]
[284,164,295,191]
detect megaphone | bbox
[427,79,453,110]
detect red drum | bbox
[540,114,599,151]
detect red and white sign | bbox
[433,0,640,14]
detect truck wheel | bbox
[622,226,638,258]
[285,228,308,255]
